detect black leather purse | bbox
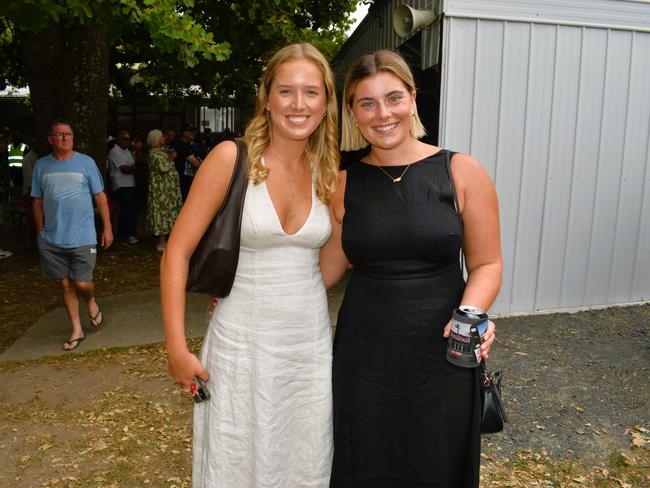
[186,138,249,297]
[480,360,508,433]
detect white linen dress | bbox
[192,177,333,487]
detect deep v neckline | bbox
[262,179,314,237]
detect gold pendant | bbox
[376,163,412,184]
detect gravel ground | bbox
[485,303,650,462]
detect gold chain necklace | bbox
[375,163,412,183]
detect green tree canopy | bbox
[0,0,357,165]
[110,0,356,105]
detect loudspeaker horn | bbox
[392,4,436,37]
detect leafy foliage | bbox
[0,0,230,88]
[1,0,357,104]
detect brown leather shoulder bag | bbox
[186,138,248,296]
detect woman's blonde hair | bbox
[243,43,339,203]
[341,50,426,151]
[146,129,163,147]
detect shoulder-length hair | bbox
[341,50,426,151]
[243,43,339,203]
[146,129,163,147]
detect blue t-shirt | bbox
[31,152,104,248]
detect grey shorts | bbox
[37,234,97,282]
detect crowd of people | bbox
[4,41,503,487]
[0,123,240,256]
[103,124,240,251]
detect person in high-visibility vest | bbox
[0,136,12,258]
[7,134,27,189]
[8,141,27,168]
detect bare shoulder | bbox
[450,151,486,173]
[201,140,238,171]
[450,152,493,187]
[186,140,240,209]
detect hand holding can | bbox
[446,306,488,368]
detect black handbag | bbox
[444,150,508,434]
[480,360,508,434]
[186,138,248,297]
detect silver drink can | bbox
[446,306,489,368]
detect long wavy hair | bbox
[243,43,339,203]
[341,50,426,151]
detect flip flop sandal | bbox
[89,302,104,328]
[63,336,85,351]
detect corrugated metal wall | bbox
[439,17,650,314]
[443,0,650,31]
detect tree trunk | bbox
[19,24,73,157]
[19,21,109,177]
[68,22,109,175]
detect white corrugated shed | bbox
[439,0,650,314]
[335,0,650,315]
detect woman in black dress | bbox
[321,50,502,487]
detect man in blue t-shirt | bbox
[31,119,113,351]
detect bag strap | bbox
[233,138,248,184]
[215,138,247,217]
[444,149,466,280]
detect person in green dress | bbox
[146,129,181,252]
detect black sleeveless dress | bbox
[330,150,481,488]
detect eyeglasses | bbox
[50,132,74,138]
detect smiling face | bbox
[348,71,416,152]
[265,59,327,144]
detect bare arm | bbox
[32,198,44,233]
[160,140,238,388]
[445,153,503,358]
[453,153,502,310]
[320,171,350,288]
[93,191,113,249]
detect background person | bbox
[145,129,181,252]
[131,134,149,209]
[161,42,339,487]
[31,119,113,351]
[171,124,202,201]
[320,50,503,487]
[20,137,39,248]
[108,129,138,244]
[0,135,11,258]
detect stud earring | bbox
[322,111,327,118]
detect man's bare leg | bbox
[61,278,84,349]
[74,280,102,326]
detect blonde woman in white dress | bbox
[160,43,340,487]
